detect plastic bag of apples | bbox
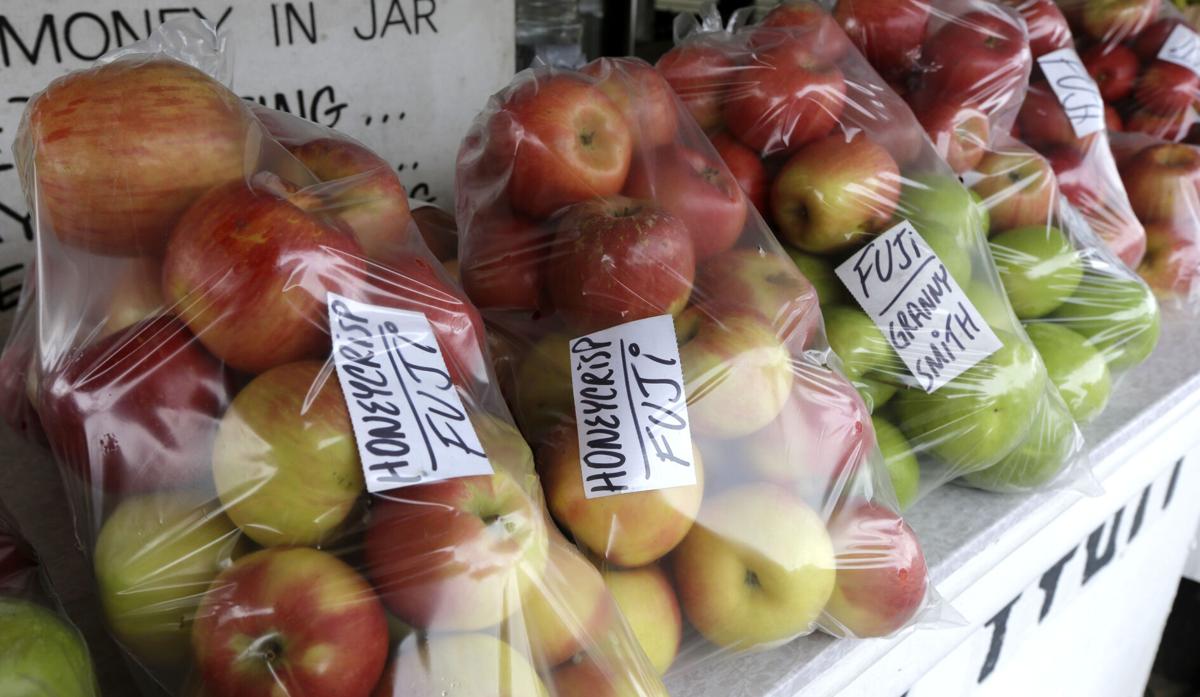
[0,19,674,697]
[0,500,99,697]
[653,3,1090,497]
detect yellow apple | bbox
[602,564,681,674]
[550,651,670,697]
[516,539,615,669]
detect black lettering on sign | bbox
[850,223,925,302]
[271,2,317,47]
[1128,485,1152,542]
[1082,507,1124,585]
[243,85,347,127]
[0,15,62,67]
[0,264,23,312]
[572,336,626,493]
[1163,458,1183,508]
[978,593,1022,683]
[0,201,32,242]
[354,0,439,41]
[1037,547,1077,621]
[627,342,690,471]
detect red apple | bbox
[1047,147,1147,266]
[1120,142,1200,222]
[623,143,748,260]
[460,216,549,312]
[1004,0,1072,57]
[1082,44,1140,102]
[691,247,820,345]
[550,652,669,697]
[834,0,930,82]
[40,315,228,494]
[915,98,992,173]
[1134,60,1200,116]
[655,42,737,133]
[754,1,853,61]
[518,540,615,669]
[1133,17,1184,62]
[1125,107,1196,140]
[1015,85,1081,150]
[1080,0,1161,43]
[770,132,900,253]
[365,427,549,631]
[822,500,928,638]
[411,206,458,262]
[288,136,414,267]
[192,547,388,697]
[1140,220,1200,296]
[1106,105,1124,132]
[27,59,249,255]
[721,39,846,156]
[0,322,44,445]
[922,10,1031,104]
[582,57,679,148]
[546,196,695,331]
[163,177,365,374]
[711,132,767,216]
[491,74,633,219]
[971,147,1058,233]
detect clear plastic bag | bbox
[458,27,949,682]
[0,501,99,697]
[3,19,666,697]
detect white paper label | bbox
[1038,48,1106,139]
[1158,24,1200,76]
[569,315,697,500]
[327,293,492,493]
[836,220,1003,393]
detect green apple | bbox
[965,279,1015,331]
[0,598,96,697]
[1025,323,1111,423]
[822,305,904,381]
[94,492,245,668]
[899,174,988,286]
[856,376,898,414]
[785,246,848,306]
[988,225,1082,319]
[894,332,1045,474]
[961,396,1077,490]
[872,416,919,511]
[1049,273,1161,371]
[512,332,573,443]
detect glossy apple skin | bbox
[1081,44,1139,102]
[1120,142,1200,223]
[1005,0,1072,57]
[1133,17,1184,62]
[624,143,748,260]
[27,59,248,256]
[1140,220,1200,297]
[374,634,550,697]
[656,43,737,133]
[193,547,388,697]
[582,57,679,148]
[461,216,549,312]
[1134,61,1200,116]
[672,483,835,649]
[288,136,413,266]
[213,361,362,548]
[970,147,1057,233]
[539,424,704,567]
[492,74,633,219]
[770,132,900,253]
[822,500,927,638]
[914,98,991,173]
[711,132,767,216]
[721,40,846,156]
[834,0,930,82]
[692,248,820,344]
[519,540,615,668]
[1125,107,1196,141]
[1080,0,1162,43]
[163,179,365,374]
[602,564,682,675]
[546,196,695,331]
[922,9,1030,104]
[363,252,489,387]
[755,2,853,61]
[1046,146,1147,267]
[1015,85,1080,150]
[40,315,228,494]
[365,436,548,631]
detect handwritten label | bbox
[1158,23,1200,76]
[836,220,1003,392]
[1038,48,1105,139]
[327,293,491,493]
[569,315,696,500]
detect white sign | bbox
[836,220,1003,392]
[569,315,697,500]
[1038,48,1105,139]
[327,293,492,493]
[1158,23,1200,76]
[0,1,514,329]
